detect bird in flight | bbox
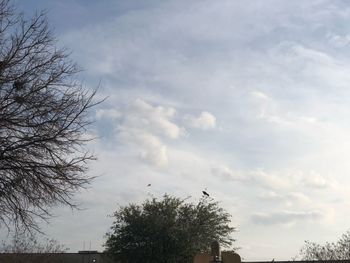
[202,190,210,197]
[147,184,151,187]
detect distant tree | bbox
[0,0,99,231]
[105,194,235,263]
[0,232,67,253]
[299,230,350,260]
[0,232,67,263]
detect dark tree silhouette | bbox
[0,0,98,231]
[0,232,68,263]
[105,195,235,263]
[1,232,67,253]
[299,230,350,260]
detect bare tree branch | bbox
[0,0,99,232]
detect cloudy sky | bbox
[12,0,350,260]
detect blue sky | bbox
[12,0,350,260]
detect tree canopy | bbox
[104,194,235,263]
[299,230,350,260]
[0,0,98,232]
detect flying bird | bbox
[202,190,210,197]
[147,184,151,187]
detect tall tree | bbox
[105,195,235,263]
[0,0,98,231]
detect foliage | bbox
[299,230,350,260]
[105,195,235,263]
[0,0,98,231]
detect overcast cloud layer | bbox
[12,0,350,260]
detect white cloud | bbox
[184,111,216,130]
[113,99,184,167]
[248,170,294,190]
[127,98,183,139]
[302,171,334,189]
[248,170,339,194]
[259,191,284,201]
[249,90,291,126]
[210,166,296,190]
[249,89,320,128]
[251,90,270,101]
[328,34,350,48]
[109,100,218,167]
[118,129,168,167]
[95,108,121,119]
[259,191,311,206]
[287,192,311,204]
[211,165,243,181]
[137,133,168,167]
[210,165,336,194]
[251,210,323,226]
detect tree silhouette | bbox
[105,195,235,263]
[0,0,99,232]
[299,230,350,260]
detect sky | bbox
[9,0,350,260]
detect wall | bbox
[0,252,115,263]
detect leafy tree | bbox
[299,230,350,260]
[0,0,98,231]
[105,195,235,263]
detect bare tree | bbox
[0,232,68,263]
[299,230,350,260]
[0,0,99,231]
[1,232,68,253]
